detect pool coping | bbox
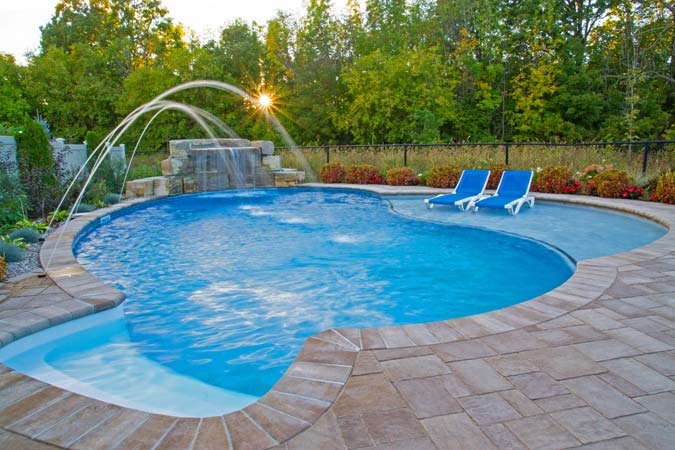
[1,185,674,449]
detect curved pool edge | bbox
[0,186,672,449]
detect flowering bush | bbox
[345,165,381,184]
[563,180,584,194]
[592,169,631,198]
[578,163,614,180]
[622,184,644,200]
[425,164,460,188]
[319,162,346,183]
[385,167,419,186]
[532,166,573,193]
[487,163,508,189]
[0,256,5,281]
[655,171,675,204]
[368,174,386,184]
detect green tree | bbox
[0,54,30,127]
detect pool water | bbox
[0,188,665,416]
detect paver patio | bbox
[0,188,673,449]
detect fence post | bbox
[642,142,649,175]
[505,143,510,166]
[325,146,330,164]
[403,144,408,167]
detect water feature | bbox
[45,80,311,271]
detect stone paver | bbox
[0,192,674,449]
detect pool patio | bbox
[0,187,674,449]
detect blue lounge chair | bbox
[472,170,535,215]
[424,170,491,211]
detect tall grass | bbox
[279,143,675,181]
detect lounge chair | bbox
[472,170,535,215]
[424,170,491,211]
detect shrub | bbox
[579,163,613,181]
[345,165,380,184]
[0,256,6,281]
[0,242,24,262]
[385,167,419,186]
[75,203,96,213]
[425,164,460,188]
[319,162,346,183]
[16,118,60,217]
[592,169,631,198]
[621,185,645,200]
[533,166,573,193]
[9,227,40,244]
[0,173,29,228]
[103,193,122,205]
[487,163,508,189]
[655,171,675,204]
[48,210,70,223]
[12,218,48,232]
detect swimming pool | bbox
[0,188,666,416]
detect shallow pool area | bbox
[0,188,667,417]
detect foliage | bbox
[48,210,70,223]
[0,241,25,262]
[0,0,673,149]
[15,118,61,218]
[592,169,631,198]
[385,167,419,186]
[0,255,6,281]
[655,172,675,204]
[622,185,645,200]
[344,164,381,184]
[103,193,122,205]
[75,203,96,213]
[9,227,41,244]
[128,164,161,181]
[487,163,508,190]
[532,166,573,194]
[11,219,48,233]
[319,162,346,183]
[425,164,460,188]
[0,173,28,229]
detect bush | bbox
[48,210,70,223]
[9,227,40,244]
[0,173,29,228]
[0,242,24,262]
[345,165,381,184]
[487,163,508,189]
[655,171,675,204]
[319,162,346,183]
[75,203,96,213]
[103,193,122,205]
[592,169,631,198]
[425,164,460,188]
[0,256,6,281]
[533,166,573,193]
[128,164,160,181]
[16,118,59,217]
[385,167,419,186]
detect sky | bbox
[1,0,350,65]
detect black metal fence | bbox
[277,140,675,178]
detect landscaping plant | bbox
[655,171,675,204]
[532,166,573,193]
[425,164,460,188]
[591,169,631,198]
[385,167,419,186]
[0,256,6,281]
[0,241,24,262]
[319,162,346,183]
[344,165,381,184]
[9,227,41,244]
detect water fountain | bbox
[125,137,305,198]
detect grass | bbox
[278,143,675,181]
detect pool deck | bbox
[0,186,674,449]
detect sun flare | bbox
[257,93,272,109]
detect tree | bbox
[0,54,30,127]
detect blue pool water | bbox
[0,188,666,416]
